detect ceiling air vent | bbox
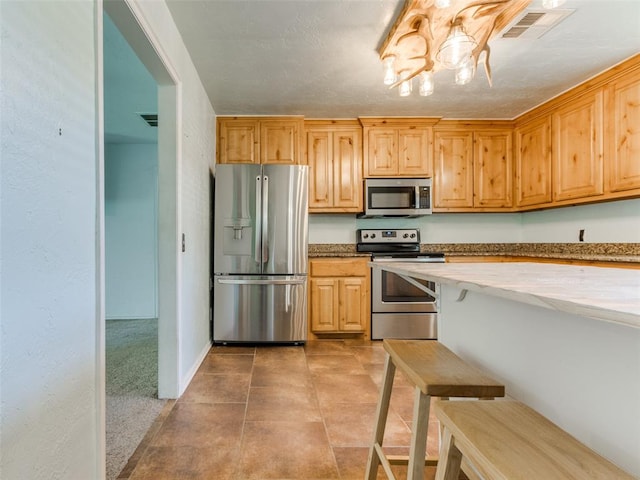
[138,113,158,127]
[501,9,574,39]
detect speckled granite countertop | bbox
[308,243,640,263]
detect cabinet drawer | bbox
[309,258,369,277]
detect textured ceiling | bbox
[164,0,640,119]
[104,0,640,144]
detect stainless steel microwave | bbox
[364,178,432,217]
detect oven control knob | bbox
[363,233,369,239]
[370,233,376,239]
[403,233,409,238]
[410,233,416,238]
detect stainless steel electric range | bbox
[356,228,444,340]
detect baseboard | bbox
[178,340,212,397]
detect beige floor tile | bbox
[238,421,339,479]
[197,353,254,374]
[349,344,387,366]
[179,373,250,404]
[250,365,313,388]
[313,373,380,407]
[209,345,256,355]
[129,445,238,480]
[151,402,245,448]
[322,402,412,448]
[304,340,351,355]
[306,354,368,375]
[246,384,322,422]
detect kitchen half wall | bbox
[309,198,640,244]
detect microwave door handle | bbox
[254,175,262,264]
[415,185,420,208]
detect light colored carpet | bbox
[106,318,167,480]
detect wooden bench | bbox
[365,339,505,480]
[434,400,635,480]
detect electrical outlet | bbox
[579,229,585,242]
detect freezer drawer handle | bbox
[217,278,305,286]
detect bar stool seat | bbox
[434,400,635,480]
[365,339,505,480]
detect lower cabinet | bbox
[308,257,370,339]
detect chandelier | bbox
[379,0,535,96]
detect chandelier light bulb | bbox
[382,55,397,86]
[398,71,412,96]
[437,19,478,69]
[455,57,476,85]
[542,0,566,8]
[418,71,435,96]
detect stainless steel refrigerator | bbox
[213,164,308,343]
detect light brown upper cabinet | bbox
[433,123,513,211]
[360,117,438,177]
[605,67,640,194]
[552,91,604,202]
[474,130,513,208]
[305,120,362,213]
[433,130,474,208]
[515,116,552,208]
[217,116,304,165]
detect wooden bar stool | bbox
[434,400,635,480]
[365,339,505,480]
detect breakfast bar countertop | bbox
[372,261,640,330]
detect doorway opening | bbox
[102,0,180,477]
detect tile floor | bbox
[117,340,457,480]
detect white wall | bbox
[310,198,640,244]
[0,2,101,479]
[105,143,158,319]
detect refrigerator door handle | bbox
[262,175,269,264]
[254,175,262,264]
[216,278,306,286]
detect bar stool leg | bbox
[435,427,463,480]
[365,354,397,480]
[407,388,431,480]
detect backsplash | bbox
[309,198,640,244]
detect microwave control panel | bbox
[418,186,430,208]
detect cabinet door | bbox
[433,131,474,208]
[398,129,431,176]
[339,278,366,332]
[366,129,397,176]
[607,71,640,192]
[307,130,333,210]
[218,118,259,164]
[552,91,604,201]
[333,130,362,210]
[474,130,513,208]
[515,116,552,207]
[261,119,301,165]
[309,278,339,332]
